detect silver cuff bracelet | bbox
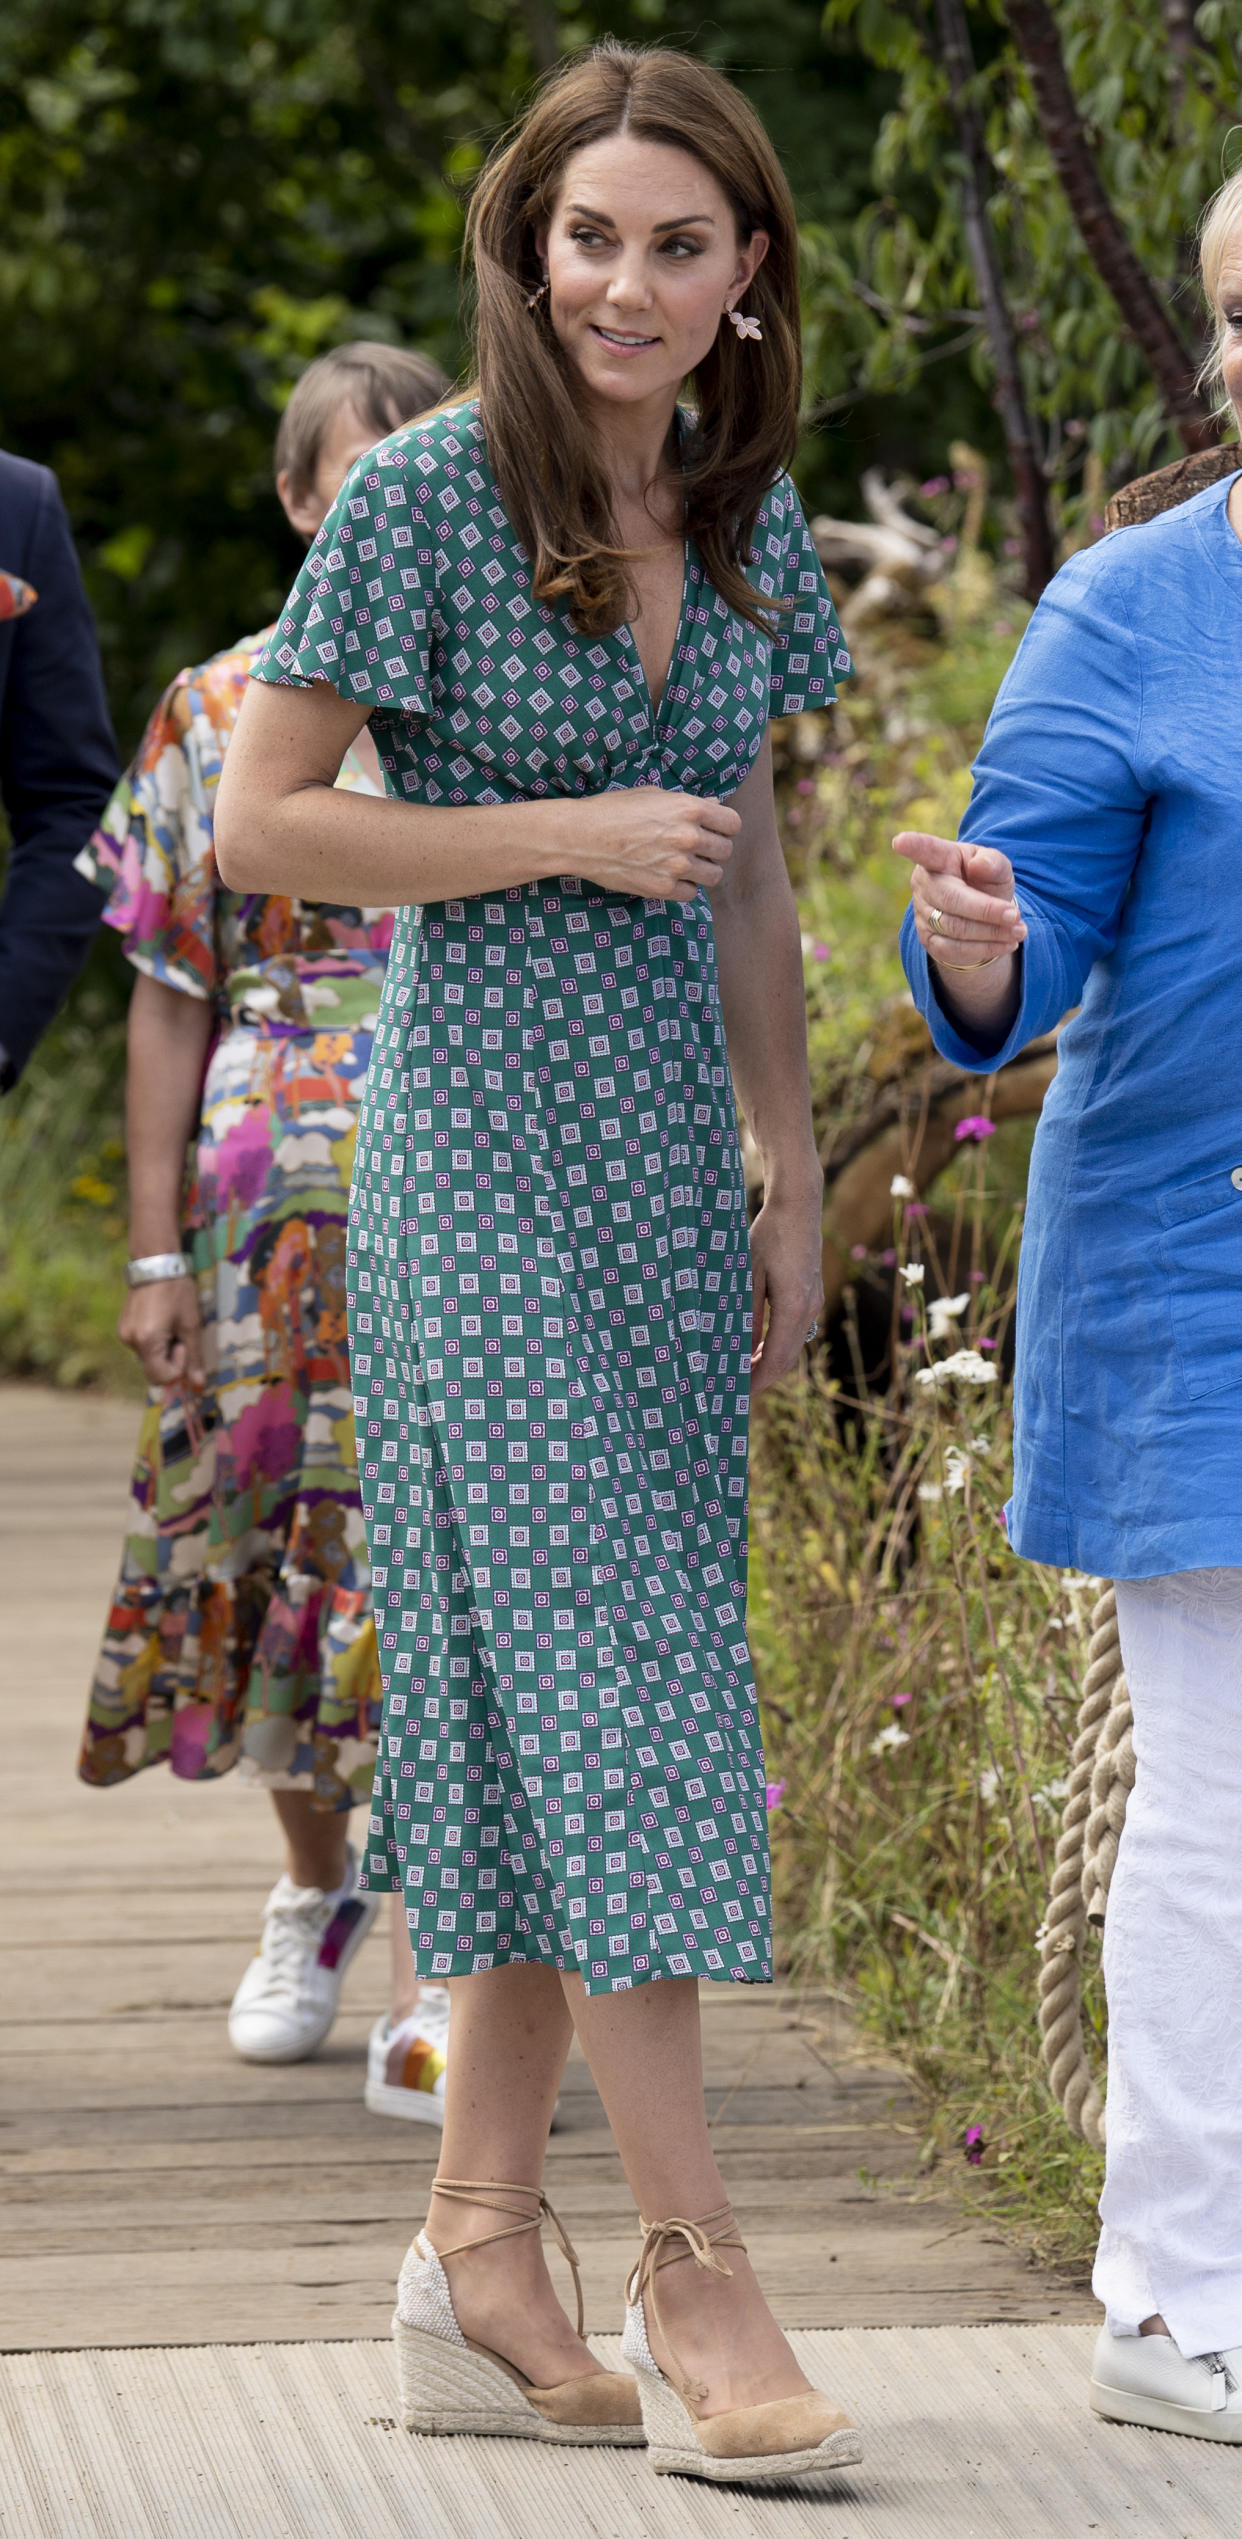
[126,1252,193,1288]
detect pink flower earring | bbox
[727,306,762,342]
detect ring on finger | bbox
[929,906,946,934]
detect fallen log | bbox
[818,1028,1060,1316]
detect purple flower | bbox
[920,474,950,496]
[891,1690,911,1708]
[903,1203,928,1221]
[796,777,815,796]
[850,1243,868,1262]
[955,1116,997,1143]
[977,1336,997,1351]
[765,1779,786,1813]
[965,2126,985,2166]
[810,940,831,961]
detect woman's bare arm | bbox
[120,971,214,1389]
[214,678,741,906]
[712,733,823,1396]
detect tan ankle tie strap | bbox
[430,2176,585,2341]
[627,2202,747,2402]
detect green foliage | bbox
[0,952,138,1391]
[812,0,1241,529]
[0,0,893,751]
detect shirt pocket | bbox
[1156,1166,1242,1402]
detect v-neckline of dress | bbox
[620,538,694,731]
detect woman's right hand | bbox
[119,1274,207,1391]
[573,787,741,901]
[893,828,1026,968]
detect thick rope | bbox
[1037,1583,1132,2150]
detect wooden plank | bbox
[0,1383,1096,2354]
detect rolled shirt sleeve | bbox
[901,543,1150,1069]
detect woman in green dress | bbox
[218,41,862,2488]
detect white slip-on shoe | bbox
[392,2181,644,2445]
[621,2208,863,2485]
[228,1842,379,2064]
[365,1990,450,2124]
[1090,2327,1242,2440]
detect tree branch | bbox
[1002,0,1213,449]
[934,0,1057,598]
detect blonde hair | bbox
[1198,167,1242,418]
[274,341,450,500]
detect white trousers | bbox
[1095,1567,1242,2353]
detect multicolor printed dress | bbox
[257,401,849,1988]
[77,633,392,1813]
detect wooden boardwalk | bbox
[8,1387,1231,2534]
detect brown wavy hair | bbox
[465,42,802,638]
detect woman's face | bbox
[538,135,768,415]
[1218,233,1242,429]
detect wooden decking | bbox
[0,1383,1089,2353]
[12,1386,1226,2537]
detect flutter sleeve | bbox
[74,682,216,1000]
[252,437,434,718]
[757,475,853,715]
[900,539,1149,1070]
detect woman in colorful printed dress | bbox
[79,342,460,2122]
[218,46,862,2485]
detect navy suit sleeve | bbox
[900,542,1149,1071]
[0,465,119,1078]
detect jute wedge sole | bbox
[631,2346,864,2482]
[1089,2377,1242,2442]
[394,2314,646,2445]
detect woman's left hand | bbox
[749,1175,824,1399]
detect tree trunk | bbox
[1002,0,1213,449]
[934,0,1057,599]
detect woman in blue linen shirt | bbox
[897,170,1242,2443]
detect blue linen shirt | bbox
[901,473,1242,1579]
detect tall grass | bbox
[753,1135,1104,2274]
[0,975,136,1391]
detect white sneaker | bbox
[364,1990,450,2124]
[1090,2326,1242,2440]
[228,1844,379,2064]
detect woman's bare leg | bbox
[421,1964,596,2385]
[388,1897,424,2024]
[568,1973,811,2414]
[270,1788,349,1891]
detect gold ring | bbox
[929,907,945,933]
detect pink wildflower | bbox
[765,1779,786,1813]
[850,1243,867,1262]
[955,1115,997,1143]
[964,2126,985,2166]
[920,475,950,496]
[891,1691,911,1708]
[796,777,815,795]
[977,1336,997,1351]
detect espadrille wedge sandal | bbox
[393,2177,644,2444]
[621,2205,863,2484]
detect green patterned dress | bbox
[256,400,848,1993]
